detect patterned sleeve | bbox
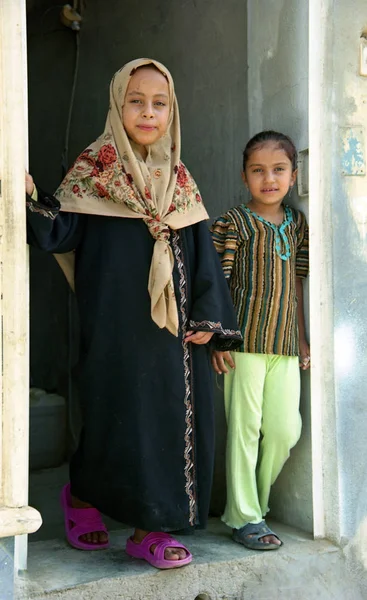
[210,214,239,281]
[295,210,309,278]
[26,186,84,253]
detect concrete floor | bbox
[17,520,363,600]
[17,465,363,600]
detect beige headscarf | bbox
[54,58,208,336]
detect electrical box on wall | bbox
[297,148,309,197]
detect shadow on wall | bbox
[344,516,367,596]
[248,0,312,533]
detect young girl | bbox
[211,131,309,550]
[25,58,241,569]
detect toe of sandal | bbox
[60,483,110,551]
[126,532,192,569]
[233,521,282,551]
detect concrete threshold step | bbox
[15,519,361,600]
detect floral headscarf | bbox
[55,58,208,336]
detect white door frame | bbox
[0,0,42,571]
[309,0,340,544]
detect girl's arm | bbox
[296,276,310,370]
[26,174,84,254]
[185,220,242,350]
[209,213,241,371]
[295,209,310,370]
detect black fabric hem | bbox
[26,187,60,220]
[233,347,300,357]
[70,480,198,532]
[189,319,243,351]
[172,232,198,527]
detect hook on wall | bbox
[60,3,82,31]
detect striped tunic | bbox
[211,204,309,356]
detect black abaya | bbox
[27,190,241,531]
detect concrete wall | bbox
[328,1,367,543]
[247,0,367,545]
[0,538,14,600]
[247,0,312,532]
[27,0,248,501]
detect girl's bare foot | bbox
[71,495,109,545]
[132,528,188,560]
[249,533,281,546]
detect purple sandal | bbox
[126,531,192,569]
[60,483,110,551]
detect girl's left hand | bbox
[299,338,311,370]
[25,171,35,196]
[185,330,214,345]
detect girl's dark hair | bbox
[243,130,298,171]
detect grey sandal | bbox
[233,520,283,551]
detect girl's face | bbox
[242,142,297,206]
[122,67,170,151]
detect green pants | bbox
[222,352,302,529]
